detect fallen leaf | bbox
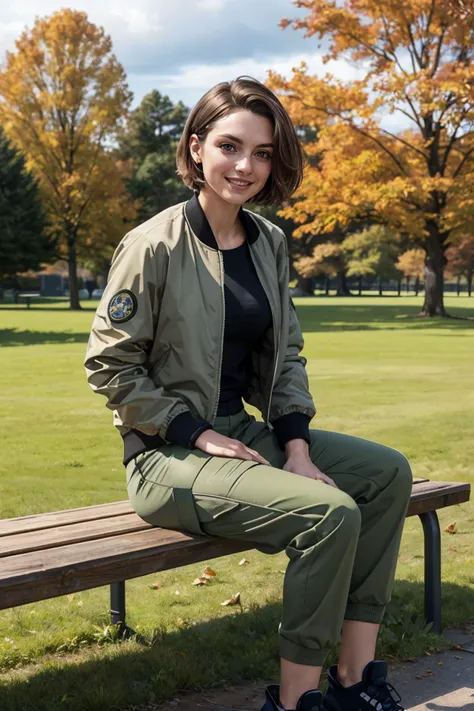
[149,583,162,590]
[203,567,216,577]
[279,570,285,574]
[175,591,180,595]
[221,592,241,606]
[416,675,424,680]
[437,661,443,665]
[192,577,208,586]
[444,522,457,534]
[426,670,433,675]
[201,573,213,580]
[454,655,462,659]
[448,546,457,552]
[77,600,83,607]
[239,558,250,566]
[425,650,431,656]
[67,594,75,602]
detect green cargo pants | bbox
[126,409,412,666]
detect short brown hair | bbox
[176,76,306,206]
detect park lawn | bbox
[0,295,473,711]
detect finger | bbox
[247,449,271,466]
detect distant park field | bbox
[0,296,473,711]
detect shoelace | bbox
[367,680,404,710]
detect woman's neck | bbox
[197,189,246,249]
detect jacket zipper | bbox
[211,250,226,424]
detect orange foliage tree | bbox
[0,9,133,309]
[267,0,474,316]
[445,237,474,295]
[396,249,425,295]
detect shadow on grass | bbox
[0,329,90,347]
[1,580,473,711]
[296,303,474,333]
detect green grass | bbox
[0,295,473,711]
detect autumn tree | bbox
[397,249,425,295]
[267,0,474,316]
[0,127,53,278]
[0,9,133,309]
[446,237,474,295]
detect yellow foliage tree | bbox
[0,9,133,309]
[267,0,474,316]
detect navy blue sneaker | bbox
[260,684,323,711]
[323,660,404,711]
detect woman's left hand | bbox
[283,455,339,488]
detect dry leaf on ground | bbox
[203,566,216,577]
[444,522,457,534]
[221,592,241,606]
[239,558,250,565]
[148,583,162,590]
[192,577,208,586]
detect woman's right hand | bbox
[194,429,271,466]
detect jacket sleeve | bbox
[84,230,212,444]
[268,229,316,444]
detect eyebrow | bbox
[216,133,273,148]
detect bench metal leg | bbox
[110,582,135,638]
[419,511,442,634]
[110,581,126,626]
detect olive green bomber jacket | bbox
[84,195,316,449]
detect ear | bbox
[189,134,202,165]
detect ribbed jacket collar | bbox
[185,192,259,250]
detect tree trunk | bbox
[325,275,330,295]
[68,234,81,310]
[406,276,410,294]
[397,278,402,296]
[421,243,447,316]
[296,275,314,296]
[456,275,460,296]
[378,278,383,296]
[468,272,473,297]
[358,275,362,296]
[335,269,351,296]
[415,275,420,296]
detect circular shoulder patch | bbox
[108,290,137,324]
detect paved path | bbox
[155,626,474,711]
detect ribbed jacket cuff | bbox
[165,411,213,449]
[270,412,311,451]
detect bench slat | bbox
[0,529,250,610]
[0,513,151,558]
[0,479,469,611]
[0,478,431,537]
[0,501,133,537]
[407,481,470,516]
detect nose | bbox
[235,154,252,174]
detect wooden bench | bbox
[16,292,40,308]
[0,478,470,637]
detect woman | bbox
[85,76,411,711]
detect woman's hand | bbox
[194,429,271,466]
[283,454,339,488]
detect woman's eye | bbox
[220,143,236,152]
[257,151,272,160]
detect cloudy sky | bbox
[0,0,406,131]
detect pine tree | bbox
[0,128,52,278]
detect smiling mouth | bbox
[226,178,253,186]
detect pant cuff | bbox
[280,636,327,666]
[344,602,386,624]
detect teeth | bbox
[228,179,251,186]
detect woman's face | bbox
[189,109,274,205]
